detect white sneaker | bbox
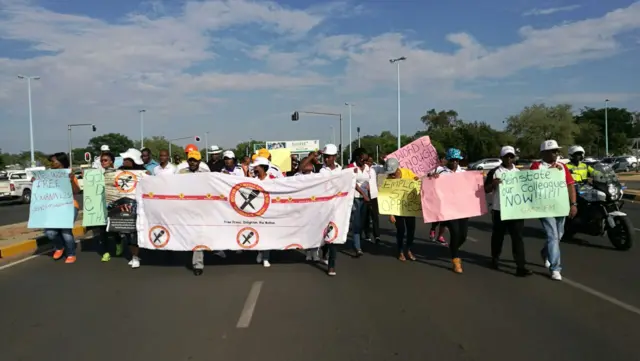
[322,259,329,265]
[128,259,133,266]
[551,271,562,281]
[305,251,312,261]
[130,257,140,269]
[215,251,227,258]
[544,259,551,268]
[263,260,271,268]
[256,253,262,264]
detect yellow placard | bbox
[377,178,422,217]
[269,148,292,172]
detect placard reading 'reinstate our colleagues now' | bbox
[499,169,570,220]
[377,178,422,217]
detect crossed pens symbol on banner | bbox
[239,189,260,211]
[242,232,255,245]
[152,230,165,244]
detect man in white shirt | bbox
[153,149,177,176]
[483,145,531,277]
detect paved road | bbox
[0,195,83,226]
[1,209,639,361]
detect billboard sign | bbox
[265,140,319,153]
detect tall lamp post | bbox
[344,103,355,157]
[17,75,40,167]
[68,123,97,166]
[357,127,361,147]
[139,110,146,148]
[292,111,343,163]
[389,56,406,150]
[605,99,609,156]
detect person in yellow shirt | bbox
[566,145,594,184]
[383,158,420,261]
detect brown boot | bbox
[452,258,463,274]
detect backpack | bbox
[483,166,501,194]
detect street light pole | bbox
[330,125,335,145]
[139,110,146,148]
[18,75,40,167]
[345,103,354,157]
[357,127,361,147]
[605,99,609,156]
[389,57,406,150]
[205,132,209,160]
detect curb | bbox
[0,226,87,259]
[623,193,640,201]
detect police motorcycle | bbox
[563,162,634,250]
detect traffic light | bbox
[291,111,299,121]
[194,136,201,142]
[92,125,97,132]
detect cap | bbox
[500,146,516,157]
[100,145,110,152]
[252,156,269,167]
[257,148,270,158]
[187,150,202,161]
[251,154,258,162]
[223,150,235,159]
[322,144,338,156]
[210,145,222,154]
[119,148,143,165]
[383,158,400,174]
[568,145,585,155]
[445,148,463,160]
[540,140,561,152]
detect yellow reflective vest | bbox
[566,162,593,183]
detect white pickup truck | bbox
[0,170,34,203]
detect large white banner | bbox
[136,171,356,251]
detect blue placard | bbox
[27,169,75,229]
[114,157,123,169]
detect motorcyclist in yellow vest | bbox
[566,145,594,184]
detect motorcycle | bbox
[563,162,634,250]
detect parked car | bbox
[470,158,501,170]
[515,159,532,169]
[0,171,33,203]
[619,155,638,169]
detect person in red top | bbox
[529,140,578,282]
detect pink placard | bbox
[420,172,488,222]
[385,136,438,176]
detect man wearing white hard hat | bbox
[530,140,578,281]
[319,144,342,174]
[208,145,224,172]
[483,145,531,277]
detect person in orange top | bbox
[45,152,82,264]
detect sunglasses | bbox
[100,159,110,163]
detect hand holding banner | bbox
[499,169,569,220]
[378,178,422,217]
[420,172,488,222]
[385,136,439,176]
[28,169,75,229]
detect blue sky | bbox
[1,0,639,153]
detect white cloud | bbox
[549,93,640,104]
[523,5,581,16]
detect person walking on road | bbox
[530,140,578,281]
[45,152,81,264]
[252,157,275,267]
[429,148,468,274]
[96,152,124,262]
[363,157,381,244]
[141,148,159,173]
[207,145,224,173]
[153,149,176,176]
[483,146,532,277]
[384,158,419,261]
[176,144,210,173]
[177,150,211,276]
[346,148,371,257]
[319,144,342,275]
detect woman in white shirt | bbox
[347,148,371,257]
[428,148,468,274]
[318,144,341,276]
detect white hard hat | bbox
[100,145,110,152]
[540,140,561,152]
[568,145,585,155]
[322,144,338,156]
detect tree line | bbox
[2,103,639,168]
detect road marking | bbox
[0,239,82,271]
[236,281,264,328]
[635,228,640,232]
[563,277,640,317]
[468,236,479,243]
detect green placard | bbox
[82,169,107,226]
[499,169,570,220]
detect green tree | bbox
[232,140,266,159]
[88,133,134,155]
[574,107,634,155]
[420,109,458,130]
[71,147,91,165]
[505,103,578,158]
[133,136,185,160]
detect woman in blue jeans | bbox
[347,148,371,257]
[44,152,82,264]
